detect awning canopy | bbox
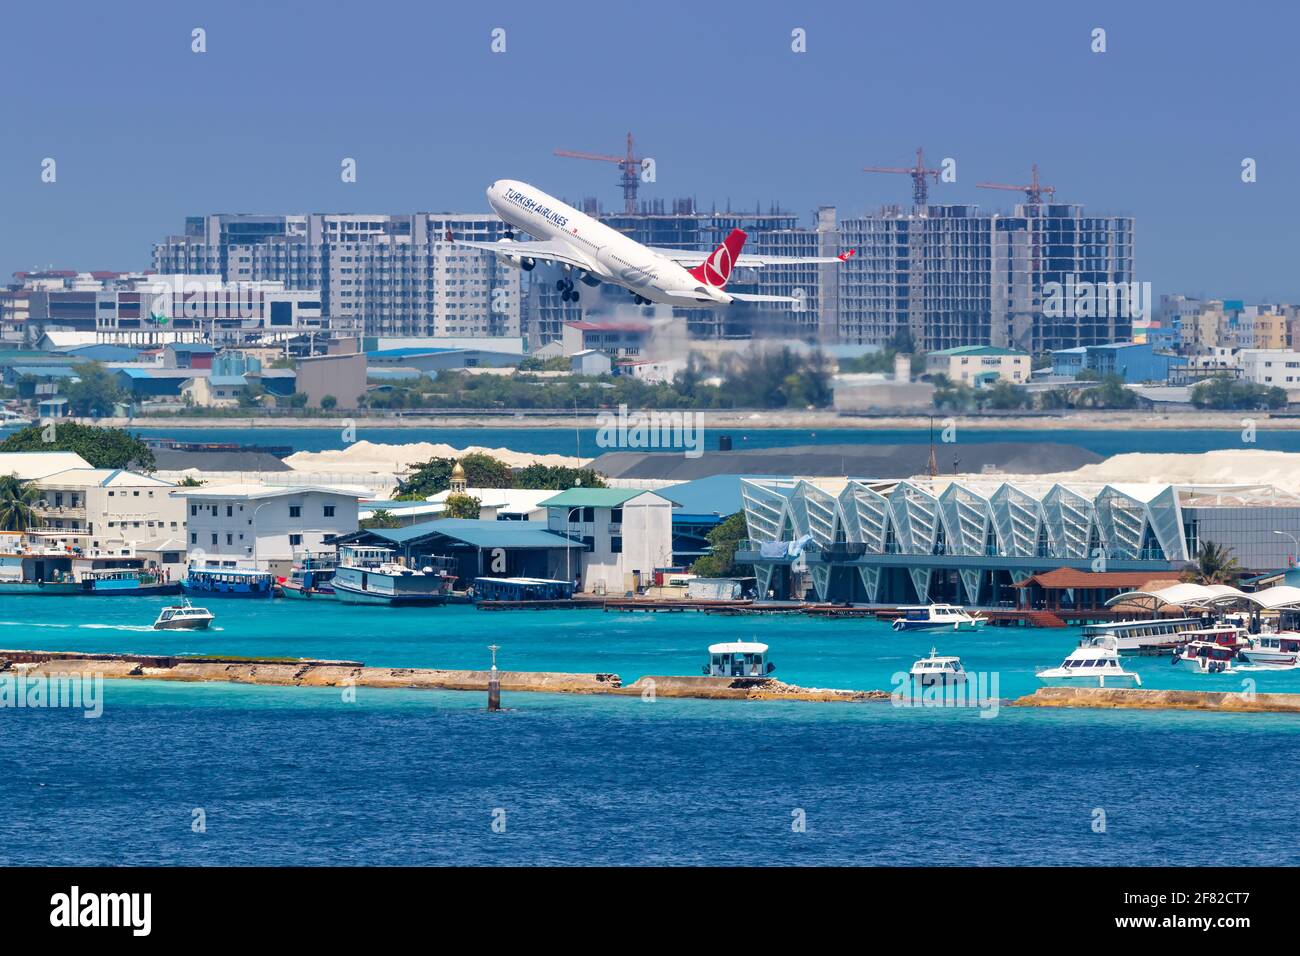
[1106,582,1300,611]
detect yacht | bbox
[1037,641,1142,687]
[891,604,987,632]
[153,599,215,630]
[1240,633,1300,667]
[331,546,454,606]
[909,648,967,685]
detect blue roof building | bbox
[1050,342,1186,383]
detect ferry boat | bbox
[153,599,214,631]
[279,552,338,599]
[891,604,987,632]
[703,642,774,678]
[1174,640,1238,673]
[1240,633,1300,667]
[1174,623,1248,652]
[909,648,967,685]
[182,566,276,599]
[330,546,454,606]
[1037,641,1142,687]
[78,568,182,596]
[1080,616,1203,654]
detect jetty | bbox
[1014,686,1300,715]
[0,649,880,703]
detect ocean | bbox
[80,424,1300,457]
[1,597,1296,866]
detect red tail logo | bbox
[689,228,747,288]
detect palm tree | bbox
[0,476,40,532]
[1181,541,1242,585]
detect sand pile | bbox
[1048,450,1300,493]
[283,440,589,475]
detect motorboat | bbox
[1174,640,1238,673]
[1037,641,1142,687]
[909,648,967,685]
[1240,633,1300,667]
[331,546,454,606]
[279,552,338,599]
[153,599,215,630]
[703,642,774,678]
[891,604,987,632]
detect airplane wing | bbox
[646,247,851,268]
[453,239,594,272]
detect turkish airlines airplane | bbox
[455,179,855,307]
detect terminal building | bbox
[737,477,1300,604]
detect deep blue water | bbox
[79,424,1300,457]
[2,597,1299,865]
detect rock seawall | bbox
[1014,686,1300,714]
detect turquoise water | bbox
[4,596,1300,866]
[2,595,1297,698]
[80,424,1300,457]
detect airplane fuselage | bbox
[486,179,730,306]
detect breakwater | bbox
[1014,686,1300,714]
[0,649,881,703]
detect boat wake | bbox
[0,620,71,628]
[79,623,156,633]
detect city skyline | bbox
[2,1,1296,303]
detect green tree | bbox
[0,476,40,531]
[689,512,752,578]
[176,476,204,487]
[1077,374,1139,409]
[1181,541,1242,585]
[360,508,402,529]
[1192,376,1287,410]
[0,423,155,471]
[62,363,127,417]
[513,464,607,490]
[320,395,338,411]
[443,493,481,519]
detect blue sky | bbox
[3,0,1297,301]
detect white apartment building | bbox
[1239,350,1300,391]
[32,468,187,571]
[540,487,675,595]
[173,485,361,575]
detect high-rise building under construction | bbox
[836,200,1135,353]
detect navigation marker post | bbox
[487,644,501,712]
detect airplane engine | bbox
[493,238,535,271]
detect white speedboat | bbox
[1037,641,1142,687]
[153,599,214,630]
[1240,633,1300,667]
[1174,640,1237,673]
[909,648,967,685]
[892,604,987,632]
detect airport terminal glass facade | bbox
[738,478,1300,604]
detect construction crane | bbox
[554,132,645,215]
[863,147,941,207]
[976,164,1056,206]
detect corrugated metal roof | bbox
[364,518,577,549]
[537,487,657,508]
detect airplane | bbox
[453,179,855,308]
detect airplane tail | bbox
[688,228,747,288]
